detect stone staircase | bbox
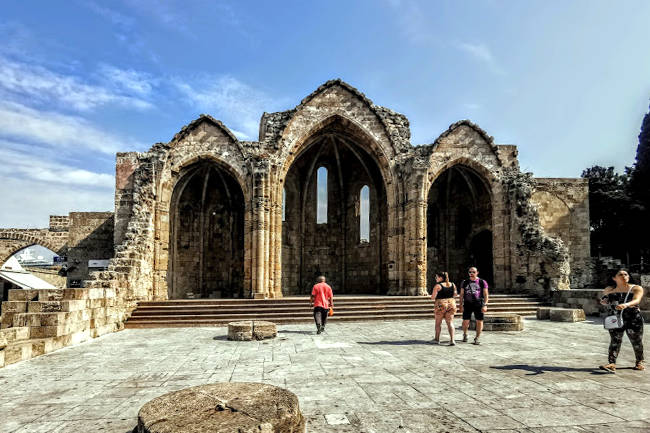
[125,294,547,328]
[0,288,126,368]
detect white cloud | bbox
[98,64,158,96]
[0,176,114,228]
[0,56,153,111]
[0,101,142,154]
[0,143,114,189]
[457,42,505,75]
[174,76,274,140]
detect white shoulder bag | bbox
[603,285,633,330]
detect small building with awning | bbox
[1,256,56,301]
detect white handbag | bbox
[603,286,633,330]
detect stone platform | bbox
[1,318,649,432]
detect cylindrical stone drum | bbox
[137,382,305,433]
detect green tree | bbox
[581,166,633,258]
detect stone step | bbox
[0,326,30,343]
[130,302,545,316]
[125,311,539,328]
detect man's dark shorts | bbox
[462,302,484,321]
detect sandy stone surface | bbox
[137,382,304,432]
[0,318,649,432]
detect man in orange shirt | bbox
[310,275,333,334]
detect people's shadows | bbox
[279,330,314,335]
[358,339,432,346]
[491,364,605,375]
[212,335,229,341]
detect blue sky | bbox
[1,0,649,228]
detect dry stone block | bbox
[137,382,305,433]
[228,321,253,341]
[253,321,277,340]
[2,301,27,313]
[537,307,551,320]
[469,314,523,331]
[549,308,586,322]
[0,333,7,350]
[0,350,4,368]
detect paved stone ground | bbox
[1,318,649,433]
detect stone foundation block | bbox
[1,301,27,314]
[537,307,551,320]
[28,302,63,313]
[0,334,7,350]
[469,314,523,331]
[8,290,39,302]
[38,289,65,301]
[549,308,586,322]
[4,343,31,365]
[0,327,30,343]
[228,321,253,341]
[0,349,4,368]
[253,321,277,340]
[137,382,305,433]
[63,289,89,300]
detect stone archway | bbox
[281,125,390,295]
[167,161,245,299]
[426,165,493,287]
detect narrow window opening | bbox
[317,167,327,224]
[360,185,370,242]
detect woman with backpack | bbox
[598,269,645,373]
[430,271,458,345]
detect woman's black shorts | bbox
[462,302,484,321]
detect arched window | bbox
[360,185,370,242]
[317,167,327,224]
[282,187,286,222]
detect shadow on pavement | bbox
[279,330,314,335]
[491,364,605,375]
[358,339,432,345]
[212,335,229,340]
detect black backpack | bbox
[461,278,487,303]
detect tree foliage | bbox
[583,102,650,266]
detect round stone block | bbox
[253,320,277,340]
[137,382,305,433]
[469,314,524,331]
[228,321,253,341]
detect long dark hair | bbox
[610,268,631,287]
[435,271,450,284]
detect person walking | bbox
[430,271,458,345]
[459,267,489,345]
[599,269,645,373]
[310,275,333,334]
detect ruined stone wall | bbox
[531,178,592,288]
[0,216,70,265]
[66,212,115,286]
[501,169,570,295]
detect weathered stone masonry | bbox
[99,79,590,304]
[0,80,592,367]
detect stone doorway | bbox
[168,162,245,299]
[426,165,493,288]
[282,130,389,295]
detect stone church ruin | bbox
[0,80,592,365]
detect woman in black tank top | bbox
[430,271,458,345]
[598,269,645,373]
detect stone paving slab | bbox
[0,318,648,432]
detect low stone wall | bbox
[552,287,650,317]
[0,287,127,368]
